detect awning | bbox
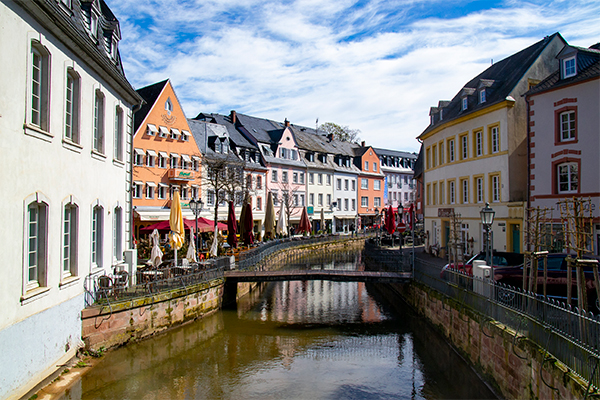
[192,155,201,161]
[147,124,158,134]
[159,126,169,136]
[134,148,145,156]
[181,130,191,138]
[181,154,191,162]
[133,180,143,185]
[170,153,180,158]
[146,149,157,157]
[158,183,168,188]
[146,181,157,187]
[171,128,180,136]
[158,151,168,158]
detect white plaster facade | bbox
[332,171,358,233]
[0,1,141,398]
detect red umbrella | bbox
[140,218,196,233]
[385,205,396,235]
[227,201,238,248]
[243,201,254,245]
[194,217,227,232]
[297,207,312,234]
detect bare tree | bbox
[318,122,361,143]
[273,178,304,233]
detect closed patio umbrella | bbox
[276,201,287,236]
[264,192,275,240]
[320,208,325,233]
[150,229,163,268]
[297,207,312,235]
[186,232,197,263]
[385,205,396,235]
[227,201,238,248]
[210,225,219,258]
[169,188,185,267]
[243,199,254,245]
[239,201,247,244]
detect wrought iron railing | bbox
[413,258,600,393]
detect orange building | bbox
[355,144,384,227]
[132,80,202,236]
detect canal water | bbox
[60,249,496,399]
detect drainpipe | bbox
[525,95,531,253]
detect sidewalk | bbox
[405,244,448,269]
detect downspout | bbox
[525,95,531,253]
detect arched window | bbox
[65,68,81,143]
[165,97,173,113]
[26,200,48,289]
[93,90,105,153]
[30,41,50,131]
[63,203,78,278]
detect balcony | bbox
[168,168,195,181]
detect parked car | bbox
[493,253,600,313]
[440,251,524,279]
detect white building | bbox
[374,148,417,212]
[0,1,142,398]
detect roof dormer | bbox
[477,79,494,104]
[459,87,475,111]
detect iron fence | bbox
[413,257,600,393]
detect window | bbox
[158,126,169,138]
[318,174,323,185]
[146,151,155,167]
[558,162,578,193]
[170,155,179,169]
[293,172,298,184]
[256,176,262,189]
[351,199,356,210]
[326,175,331,185]
[432,145,437,167]
[113,207,122,262]
[26,201,48,289]
[479,89,486,104]
[475,131,483,157]
[93,90,105,153]
[89,12,98,37]
[132,182,143,198]
[309,193,314,205]
[461,135,468,160]
[373,162,377,172]
[337,179,342,190]
[476,177,483,203]
[433,182,437,205]
[272,170,278,182]
[256,197,262,211]
[449,181,455,204]
[65,69,80,142]
[491,175,500,202]
[490,126,499,153]
[30,42,50,131]
[461,179,469,204]
[439,182,445,205]
[344,199,349,211]
[352,180,355,191]
[113,107,124,161]
[145,183,155,199]
[461,97,468,111]
[327,194,331,206]
[563,57,576,78]
[134,149,144,166]
[374,197,381,207]
[361,197,368,208]
[158,153,167,168]
[559,110,576,141]
[62,203,78,278]
[344,179,349,191]
[374,180,381,191]
[165,98,173,113]
[337,199,341,210]
[448,139,455,162]
[158,184,167,200]
[293,194,299,207]
[309,173,314,184]
[299,173,304,184]
[318,194,323,206]
[272,190,279,206]
[364,161,369,171]
[207,190,215,206]
[282,171,288,183]
[426,148,431,169]
[192,157,200,171]
[91,205,103,268]
[439,142,444,165]
[361,178,368,189]
[170,128,180,140]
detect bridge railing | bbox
[414,257,600,392]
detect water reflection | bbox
[60,250,496,400]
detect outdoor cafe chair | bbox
[95,275,113,301]
[113,270,129,297]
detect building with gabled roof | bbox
[132,79,202,232]
[0,0,142,397]
[526,43,600,256]
[354,143,385,228]
[418,33,567,258]
[373,147,418,213]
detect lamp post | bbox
[189,197,203,259]
[480,202,495,267]
[374,207,380,245]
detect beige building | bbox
[418,34,566,257]
[527,43,600,255]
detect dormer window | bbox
[430,115,434,125]
[111,38,118,60]
[439,109,443,120]
[563,57,576,78]
[479,89,486,104]
[461,97,468,111]
[90,12,98,38]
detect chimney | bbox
[230,110,237,124]
[361,141,365,147]
[327,133,333,142]
[284,118,290,127]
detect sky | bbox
[107,0,600,153]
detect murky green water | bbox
[61,251,496,399]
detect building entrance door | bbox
[511,224,520,253]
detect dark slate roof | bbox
[195,113,257,150]
[373,148,417,160]
[133,79,168,132]
[234,113,286,144]
[420,33,565,138]
[413,145,424,179]
[526,45,600,96]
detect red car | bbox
[440,251,524,279]
[494,253,600,313]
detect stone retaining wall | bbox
[379,282,591,400]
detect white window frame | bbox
[25,199,48,291]
[563,56,576,78]
[476,131,483,156]
[113,207,123,262]
[491,127,499,153]
[65,68,80,143]
[492,175,500,202]
[557,163,578,194]
[476,177,483,203]
[461,97,468,111]
[114,107,124,161]
[462,179,469,204]
[461,136,468,160]
[449,181,455,204]
[361,197,368,208]
[29,41,51,133]
[448,139,455,162]
[93,90,105,154]
[318,193,323,206]
[374,180,381,191]
[479,89,486,104]
[361,178,368,190]
[62,203,78,279]
[91,205,103,269]
[560,111,576,141]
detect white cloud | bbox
[107,0,600,152]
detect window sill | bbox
[63,139,83,153]
[91,150,106,161]
[21,286,51,305]
[113,158,125,167]
[59,275,80,289]
[24,124,53,142]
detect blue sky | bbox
[107,0,600,152]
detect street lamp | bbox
[480,202,495,267]
[189,197,204,259]
[374,207,380,245]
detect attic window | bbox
[461,97,468,111]
[146,124,158,136]
[479,89,486,104]
[158,126,169,137]
[165,98,173,114]
[89,12,98,38]
[439,109,443,120]
[563,57,576,79]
